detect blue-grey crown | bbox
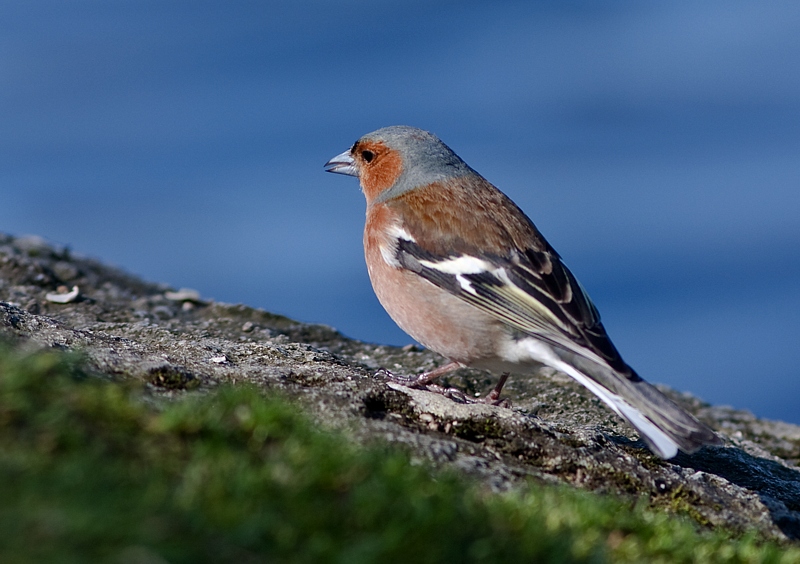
[360,126,475,202]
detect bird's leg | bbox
[381,361,462,388]
[474,373,510,406]
[410,361,462,387]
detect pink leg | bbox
[475,373,510,405]
[382,361,462,388]
[409,361,462,387]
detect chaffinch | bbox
[325,125,721,458]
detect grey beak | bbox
[324,149,358,177]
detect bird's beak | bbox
[324,149,358,177]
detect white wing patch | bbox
[380,225,417,268]
[379,244,401,267]
[388,225,416,243]
[418,255,494,275]
[418,255,498,295]
[455,275,477,295]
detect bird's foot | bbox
[470,394,512,408]
[378,367,511,407]
[376,361,462,389]
[470,373,511,407]
[376,368,416,386]
[423,383,470,403]
[376,369,438,390]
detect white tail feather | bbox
[554,360,679,458]
[504,338,680,458]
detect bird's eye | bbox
[361,150,375,163]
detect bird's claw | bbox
[424,383,469,403]
[471,395,512,408]
[375,368,428,388]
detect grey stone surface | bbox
[1,232,799,542]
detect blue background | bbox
[2,1,798,424]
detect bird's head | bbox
[325,126,473,204]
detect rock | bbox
[1,232,799,542]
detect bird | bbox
[324,125,721,459]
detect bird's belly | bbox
[366,256,503,365]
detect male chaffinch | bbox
[325,125,721,459]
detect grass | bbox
[0,344,797,563]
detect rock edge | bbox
[1,232,798,541]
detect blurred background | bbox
[2,1,798,423]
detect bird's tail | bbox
[550,350,722,458]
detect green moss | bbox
[0,344,797,563]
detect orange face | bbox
[350,140,404,203]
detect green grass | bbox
[0,345,797,563]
